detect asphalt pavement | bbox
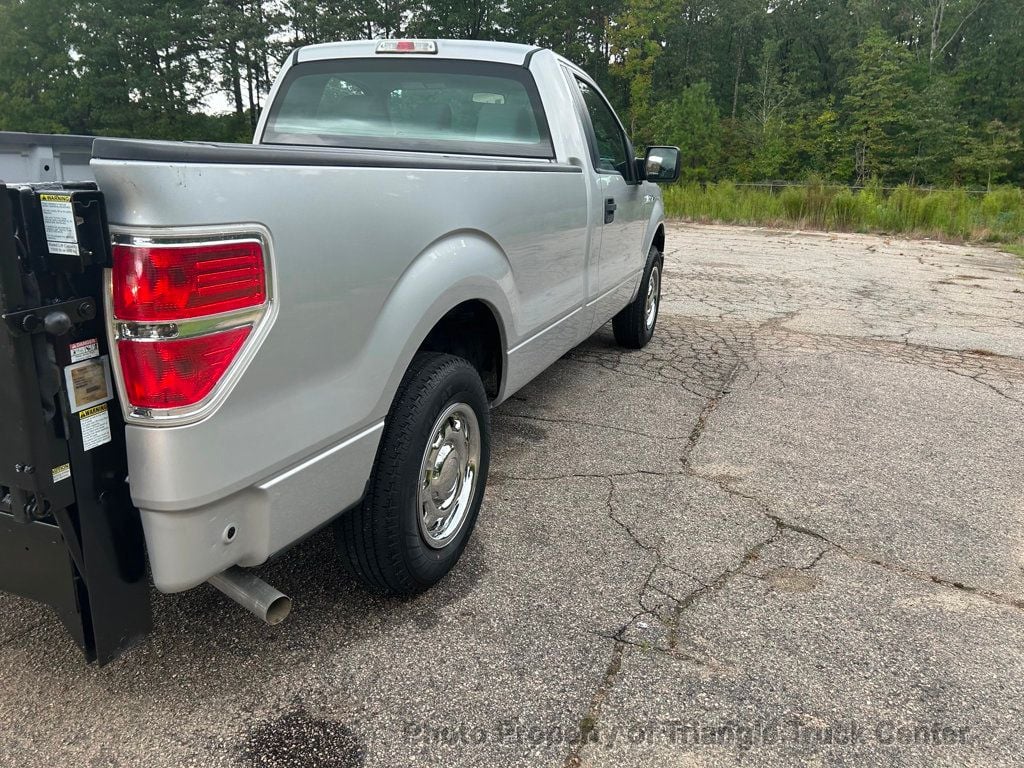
[2,223,1023,767]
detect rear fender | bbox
[366,230,516,419]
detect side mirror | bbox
[642,146,681,183]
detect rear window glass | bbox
[263,58,553,158]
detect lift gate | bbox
[0,181,150,664]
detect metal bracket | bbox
[2,297,97,336]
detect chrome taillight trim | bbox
[115,305,264,341]
[107,224,278,427]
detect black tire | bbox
[335,352,491,596]
[612,245,663,349]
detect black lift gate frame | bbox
[0,181,151,664]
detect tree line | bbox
[1,0,1021,188]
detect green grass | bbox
[662,180,1024,248]
[1001,243,1024,258]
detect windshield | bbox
[263,58,553,158]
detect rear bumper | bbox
[140,421,383,592]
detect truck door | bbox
[567,75,648,326]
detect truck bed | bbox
[89,132,592,596]
[0,132,96,184]
[90,136,581,172]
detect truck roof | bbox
[294,39,541,67]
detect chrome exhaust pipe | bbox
[208,566,292,625]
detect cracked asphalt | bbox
[2,223,1023,767]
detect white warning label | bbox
[39,193,79,256]
[80,403,112,451]
[69,338,100,363]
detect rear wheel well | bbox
[418,301,503,399]
[652,224,665,254]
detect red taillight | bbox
[117,327,251,409]
[112,236,270,416]
[113,241,266,321]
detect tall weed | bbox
[662,181,1024,246]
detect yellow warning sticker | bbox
[80,403,111,451]
[39,194,78,256]
[79,404,108,419]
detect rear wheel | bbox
[612,245,662,349]
[335,352,490,596]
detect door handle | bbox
[604,197,617,224]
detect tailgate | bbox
[0,181,150,664]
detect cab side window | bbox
[574,78,630,178]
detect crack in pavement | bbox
[498,412,690,441]
[556,322,763,763]
[557,402,1018,762]
[680,361,744,468]
[0,620,45,651]
[766,513,1024,612]
[489,468,685,484]
[700,473,1024,614]
[662,531,782,654]
[562,641,624,768]
[506,231,1023,767]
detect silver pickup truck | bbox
[0,39,679,662]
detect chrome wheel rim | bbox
[418,402,480,549]
[645,264,660,330]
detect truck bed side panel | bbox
[0,132,95,184]
[92,150,588,589]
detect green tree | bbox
[956,0,1024,129]
[957,120,1024,189]
[507,0,616,82]
[649,82,721,182]
[408,0,503,38]
[843,28,921,184]
[908,73,964,185]
[65,0,213,137]
[819,100,851,180]
[0,0,1019,188]
[212,2,289,132]
[287,0,368,42]
[739,39,801,180]
[608,0,667,143]
[0,0,76,132]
